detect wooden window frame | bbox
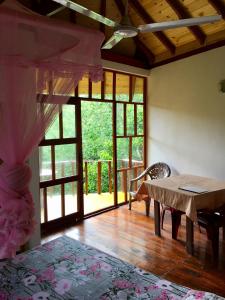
[39,68,147,233]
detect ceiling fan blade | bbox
[138,15,222,33]
[102,34,124,49]
[51,0,118,27]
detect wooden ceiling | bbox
[15,0,225,68]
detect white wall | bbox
[148,46,225,179]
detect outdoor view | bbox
[39,70,145,225]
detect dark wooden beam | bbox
[28,0,61,15]
[129,0,176,54]
[114,0,125,16]
[114,0,155,66]
[165,0,206,45]
[101,50,149,69]
[69,10,77,23]
[100,0,107,34]
[134,37,155,65]
[151,39,225,69]
[208,0,225,19]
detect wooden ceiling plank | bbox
[208,0,225,19]
[152,38,225,68]
[129,0,176,54]
[165,0,206,45]
[114,0,155,65]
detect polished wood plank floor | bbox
[42,201,225,297]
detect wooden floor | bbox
[42,201,225,297]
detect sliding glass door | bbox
[39,101,83,233]
[115,73,146,203]
[39,69,146,233]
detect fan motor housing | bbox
[114,25,139,38]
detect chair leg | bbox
[211,227,219,261]
[206,226,213,240]
[223,226,225,241]
[145,199,150,216]
[171,211,182,240]
[161,208,166,229]
[129,196,132,210]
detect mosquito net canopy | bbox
[0,0,104,258]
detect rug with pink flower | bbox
[0,236,224,300]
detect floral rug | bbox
[0,235,224,300]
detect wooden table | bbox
[137,174,225,255]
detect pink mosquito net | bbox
[0,0,104,258]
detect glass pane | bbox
[117,169,131,204]
[104,71,113,100]
[47,185,61,221]
[92,80,101,99]
[116,103,124,136]
[117,173,124,203]
[65,182,78,216]
[130,166,144,194]
[132,77,144,103]
[137,105,144,135]
[81,101,114,215]
[117,138,129,170]
[83,160,114,215]
[132,137,144,166]
[127,104,134,136]
[55,144,77,179]
[40,78,75,96]
[116,74,129,102]
[39,146,52,181]
[53,77,75,96]
[81,101,112,161]
[45,114,59,139]
[63,105,76,138]
[78,74,89,98]
[40,188,44,223]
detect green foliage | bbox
[81,102,113,161]
[82,102,113,193]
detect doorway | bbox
[81,101,114,215]
[39,69,146,233]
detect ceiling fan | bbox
[51,0,222,49]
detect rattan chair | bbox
[129,162,171,216]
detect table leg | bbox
[186,216,194,255]
[154,200,161,237]
[171,210,182,240]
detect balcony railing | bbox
[40,159,144,197]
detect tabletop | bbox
[137,174,225,221]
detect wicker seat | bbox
[129,162,171,216]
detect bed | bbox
[0,235,224,299]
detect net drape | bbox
[0,0,104,258]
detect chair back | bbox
[146,162,171,180]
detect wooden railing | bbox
[40,159,144,197]
[83,160,113,195]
